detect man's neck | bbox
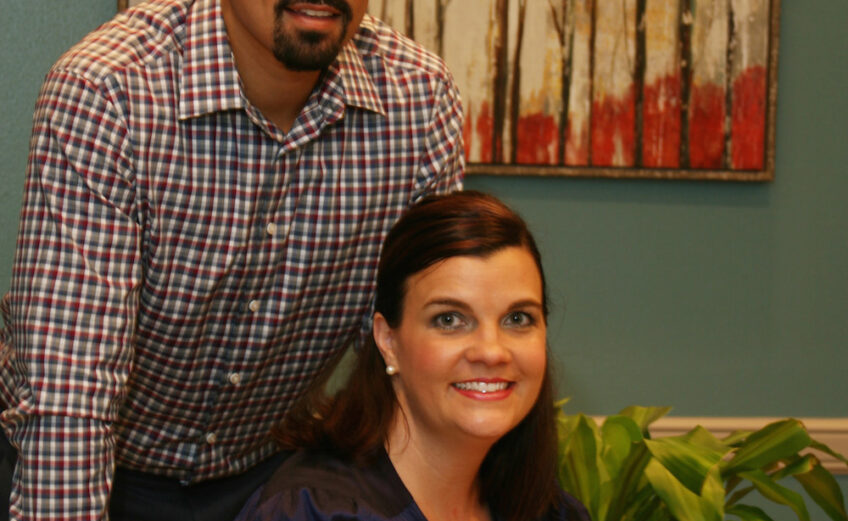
[221,1,322,133]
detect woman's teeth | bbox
[453,381,509,393]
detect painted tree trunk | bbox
[729,0,769,170]
[688,0,728,169]
[549,0,572,165]
[642,0,681,167]
[514,1,561,164]
[566,0,593,166]
[591,0,637,167]
[437,0,497,163]
[491,0,510,163]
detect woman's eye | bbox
[433,312,466,330]
[504,311,534,328]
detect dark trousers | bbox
[0,429,286,521]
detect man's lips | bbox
[277,0,352,20]
[285,4,341,18]
[278,2,350,33]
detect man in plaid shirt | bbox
[0,0,464,519]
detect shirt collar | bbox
[179,4,385,121]
[334,15,385,116]
[179,0,243,119]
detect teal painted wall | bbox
[1,0,117,294]
[466,1,848,419]
[0,1,845,518]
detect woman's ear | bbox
[372,312,398,369]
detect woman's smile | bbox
[374,246,547,444]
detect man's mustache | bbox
[274,0,354,22]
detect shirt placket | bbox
[187,138,298,480]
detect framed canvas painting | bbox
[371,0,780,181]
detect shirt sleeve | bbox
[412,67,465,200]
[7,416,115,521]
[3,65,140,521]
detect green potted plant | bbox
[556,403,848,521]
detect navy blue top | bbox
[234,448,591,521]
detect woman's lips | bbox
[452,379,514,399]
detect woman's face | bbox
[374,246,547,446]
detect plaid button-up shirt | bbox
[0,1,463,519]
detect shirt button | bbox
[247,300,260,312]
[266,222,277,236]
[205,432,218,445]
[227,373,242,385]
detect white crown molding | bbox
[647,417,848,475]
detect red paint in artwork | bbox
[565,120,589,166]
[642,74,681,167]
[731,65,767,170]
[475,100,494,163]
[463,100,474,162]
[591,86,636,166]
[688,82,725,169]
[516,113,558,164]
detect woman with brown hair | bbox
[236,191,589,521]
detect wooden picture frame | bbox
[372,0,780,181]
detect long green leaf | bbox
[559,414,603,520]
[604,442,652,521]
[644,435,725,495]
[598,415,650,521]
[644,459,723,521]
[618,405,672,435]
[771,454,817,481]
[727,504,777,521]
[702,463,728,514]
[601,415,644,476]
[684,425,732,456]
[810,439,848,467]
[727,455,814,506]
[740,469,810,521]
[724,429,757,447]
[621,480,665,521]
[724,420,812,475]
[793,463,848,521]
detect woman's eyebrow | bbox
[508,299,544,310]
[423,298,470,310]
[424,298,543,310]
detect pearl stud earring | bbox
[385,365,398,375]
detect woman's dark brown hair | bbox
[276,191,560,521]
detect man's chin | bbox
[273,45,341,71]
[273,29,347,71]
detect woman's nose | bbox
[465,324,512,365]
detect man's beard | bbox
[272,0,353,71]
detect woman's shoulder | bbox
[235,448,421,521]
[550,489,592,521]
